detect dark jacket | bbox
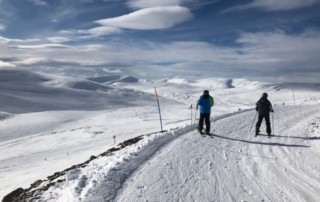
[256,97,273,115]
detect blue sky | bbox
[0,0,320,82]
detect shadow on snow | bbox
[211,134,309,148]
[259,134,320,140]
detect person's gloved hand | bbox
[271,109,274,113]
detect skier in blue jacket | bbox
[196,90,214,134]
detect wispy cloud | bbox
[82,26,122,36]
[0,24,6,31]
[234,30,320,71]
[56,26,121,40]
[127,0,184,9]
[14,57,49,65]
[27,0,47,6]
[0,36,40,44]
[96,6,193,30]
[10,44,72,49]
[127,0,218,9]
[225,0,320,12]
[46,37,72,43]
[0,60,16,68]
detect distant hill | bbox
[0,69,154,113]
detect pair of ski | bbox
[255,133,272,138]
[197,129,214,138]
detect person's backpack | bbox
[256,98,270,114]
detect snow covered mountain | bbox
[1,68,319,201]
[0,69,162,114]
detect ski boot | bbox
[254,130,259,137]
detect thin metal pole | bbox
[190,104,193,126]
[154,87,164,132]
[292,89,296,105]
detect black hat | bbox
[262,92,268,98]
[203,90,209,95]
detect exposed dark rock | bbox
[2,188,24,202]
[89,155,96,161]
[118,136,143,148]
[30,180,42,189]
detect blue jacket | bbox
[197,95,214,114]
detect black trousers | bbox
[198,113,210,133]
[256,113,271,134]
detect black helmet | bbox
[262,92,268,98]
[203,90,209,95]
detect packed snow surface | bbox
[113,106,320,202]
[0,69,320,201]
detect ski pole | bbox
[272,112,275,135]
[194,108,198,126]
[249,112,258,132]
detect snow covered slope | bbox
[116,77,320,114]
[0,69,188,199]
[114,105,320,202]
[6,105,320,202]
[1,69,320,201]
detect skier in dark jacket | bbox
[196,90,214,134]
[255,93,274,136]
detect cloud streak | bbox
[126,0,217,9]
[0,36,40,44]
[10,44,72,49]
[96,6,193,30]
[27,0,47,6]
[0,60,16,68]
[84,26,122,36]
[127,0,185,9]
[0,24,6,31]
[225,0,320,12]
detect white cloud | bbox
[27,0,47,6]
[96,6,193,30]
[127,0,184,9]
[0,24,6,31]
[11,44,72,49]
[234,30,320,72]
[0,36,41,44]
[126,0,216,9]
[57,26,121,39]
[226,0,320,12]
[85,26,122,36]
[46,37,72,43]
[0,60,16,68]
[14,57,48,65]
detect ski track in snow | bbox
[83,105,320,202]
